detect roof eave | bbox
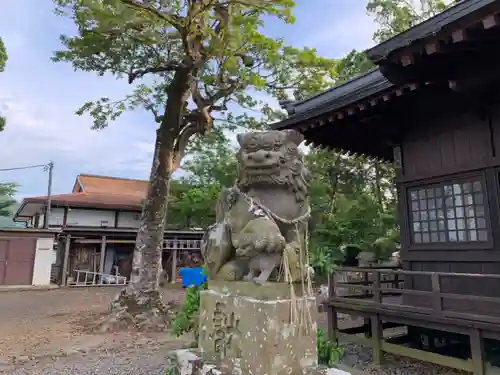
[365,0,499,63]
[271,70,392,130]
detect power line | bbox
[0,164,49,172]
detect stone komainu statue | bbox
[201,129,312,284]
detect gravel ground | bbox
[0,286,186,363]
[339,343,468,375]
[0,286,478,375]
[1,336,186,375]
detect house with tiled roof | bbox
[14,174,148,227]
[12,174,203,287]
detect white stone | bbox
[326,368,351,375]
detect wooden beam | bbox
[483,14,499,29]
[99,235,106,275]
[74,239,136,244]
[401,54,412,66]
[470,329,485,375]
[431,273,443,313]
[381,342,472,372]
[371,315,383,365]
[451,29,466,43]
[61,234,71,286]
[424,42,439,55]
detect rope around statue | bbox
[233,186,315,333]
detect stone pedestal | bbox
[197,281,318,375]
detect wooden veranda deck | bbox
[325,267,500,375]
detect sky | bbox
[0,0,377,199]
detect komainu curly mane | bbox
[236,130,311,202]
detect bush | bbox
[317,328,344,366]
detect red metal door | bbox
[0,238,36,285]
[0,241,6,284]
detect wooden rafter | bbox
[390,10,500,67]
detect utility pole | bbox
[44,161,54,229]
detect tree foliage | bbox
[0,37,7,131]
[367,0,450,43]
[0,37,6,73]
[0,183,17,218]
[53,0,337,141]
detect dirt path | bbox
[1,333,191,375]
[0,287,186,365]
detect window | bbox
[409,179,487,244]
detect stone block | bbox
[167,349,354,375]
[198,281,318,375]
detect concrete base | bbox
[197,281,319,375]
[167,348,353,375]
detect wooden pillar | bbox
[327,271,337,344]
[170,247,178,284]
[470,329,485,375]
[61,234,71,286]
[431,273,442,313]
[99,235,106,275]
[371,314,383,366]
[363,270,370,337]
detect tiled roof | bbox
[18,174,149,213]
[77,174,148,197]
[24,192,143,210]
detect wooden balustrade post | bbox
[373,270,381,303]
[363,271,369,297]
[470,329,485,375]
[327,271,338,345]
[431,273,442,313]
[61,234,71,286]
[170,248,178,284]
[371,314,383,366]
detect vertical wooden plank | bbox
[363,270,371,338]
[61,234,71,286]
[371,314,383,366]
[327,272,337,344]
[470,329,485,375]
[328,270,335,298]
[170,248,178,284]
[99,235,106,284]
[373,270,381,303]
[431,273,442,313]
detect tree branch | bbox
[172,121,201,170]
[128,62,180,83]
[119,0,185,31]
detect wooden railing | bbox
[329,267,500,325]
[325,267,500,375]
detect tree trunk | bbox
[96,130,174,332]
[97,67,192,332]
